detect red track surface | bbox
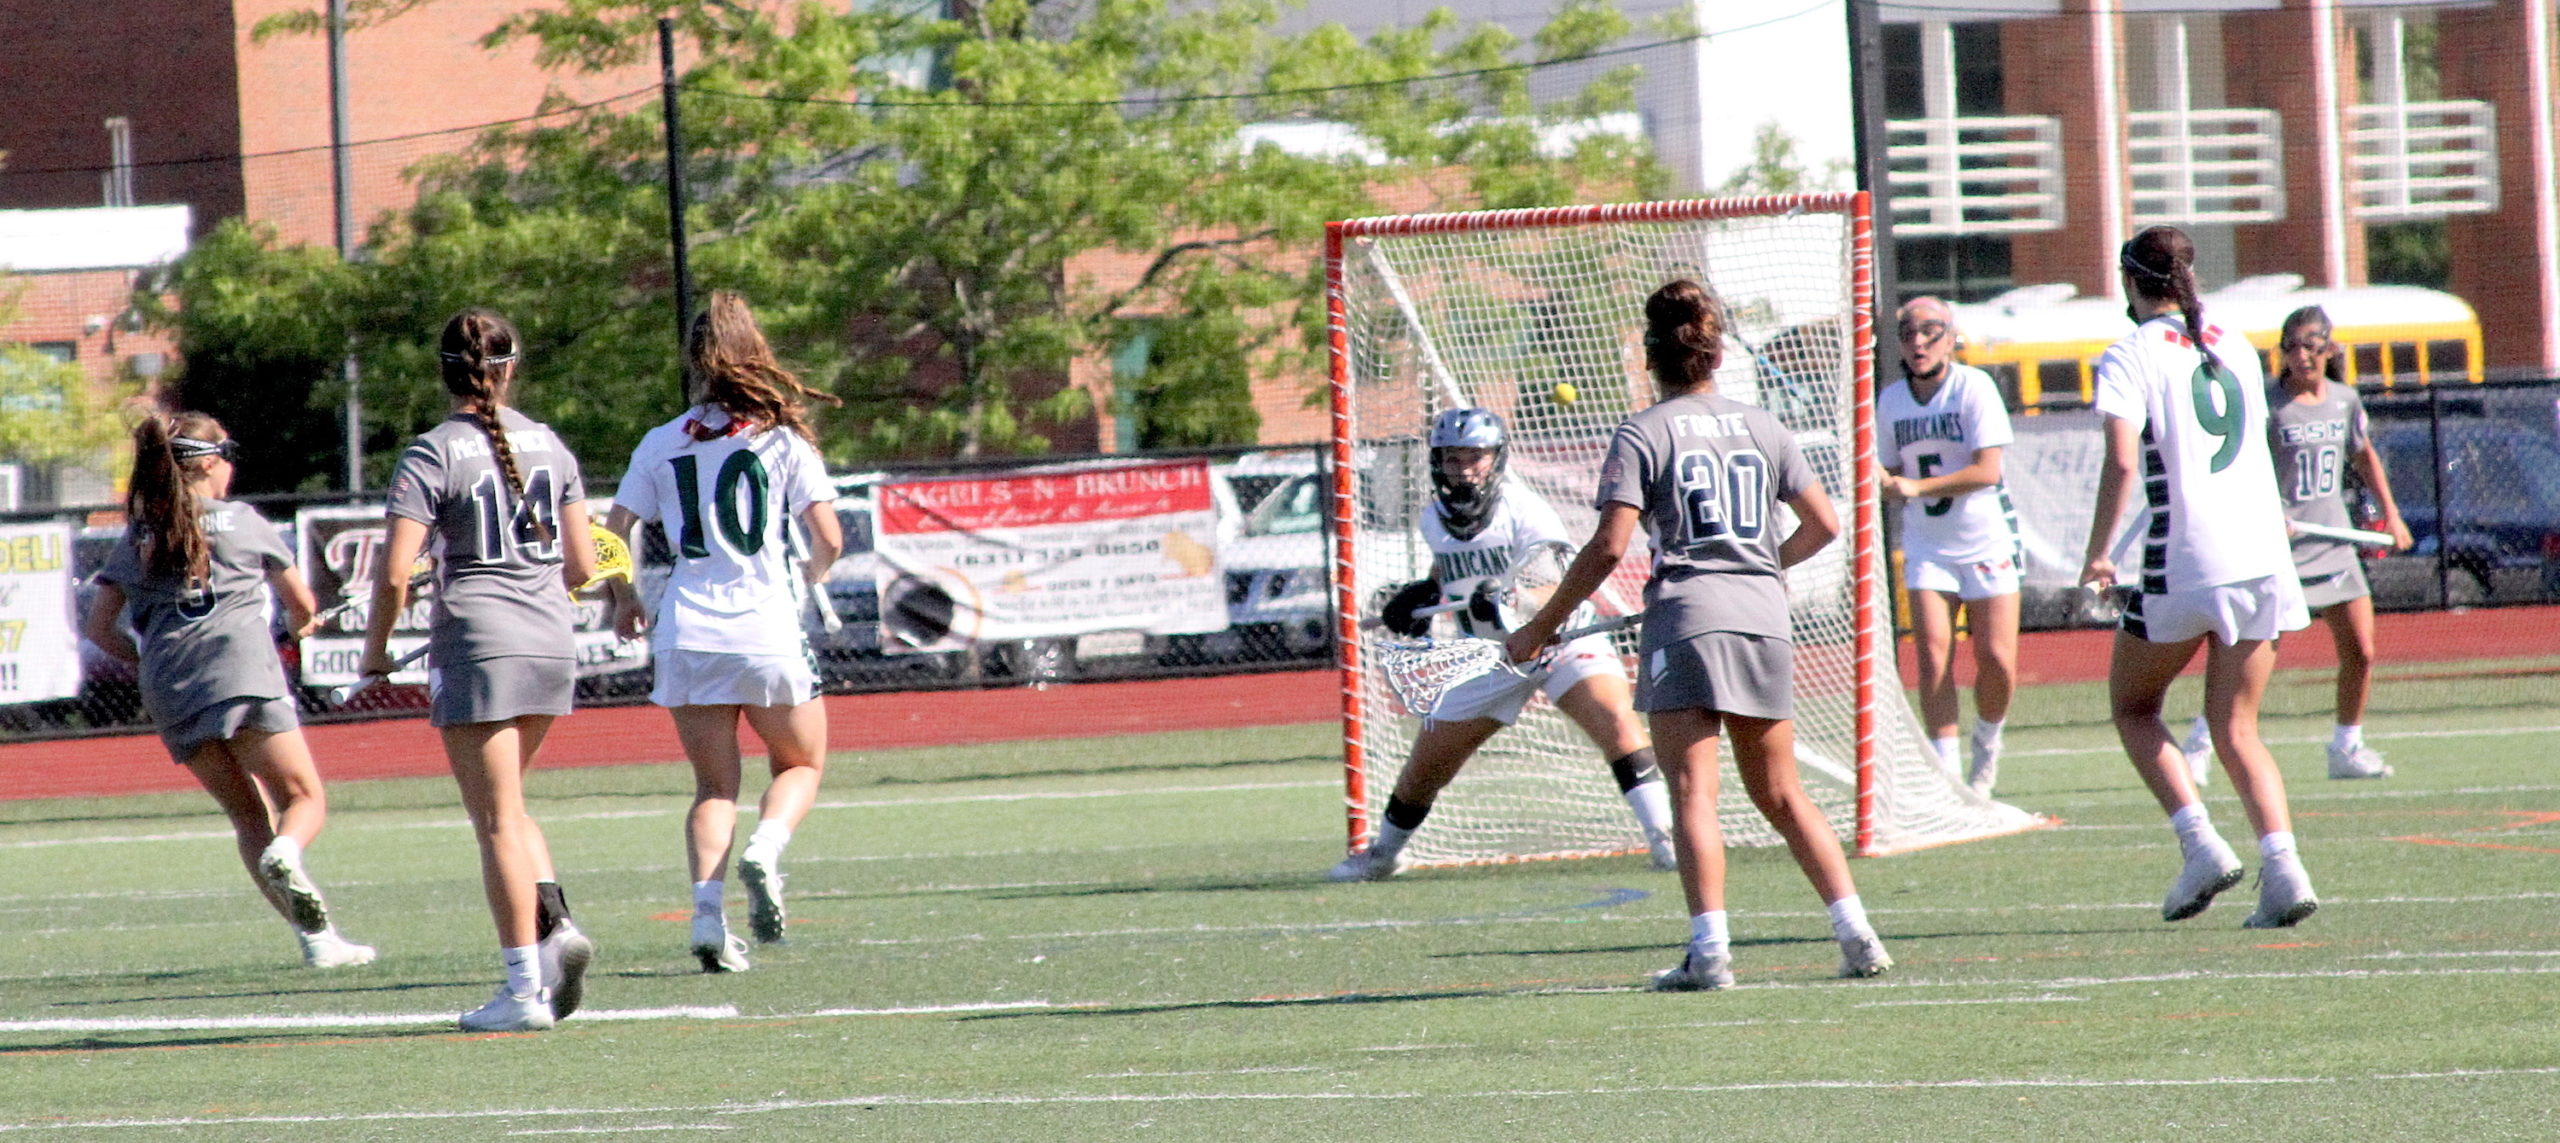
[0,671,1343,802]
[1899,603,2560,687]
[6,605,2549,802]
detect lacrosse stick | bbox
[1372,612,1641,717]
[581,526,636,592]
[308,554,434,634]
[2290,520,2395,547]
[330,643,428,705]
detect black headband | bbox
[2118,239,2178,285]
[169,436,239,461]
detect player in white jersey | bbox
[604,291,843,973]
[1327,408,1677,881]
[364,308,602,1032]
[82,413,374,970]
[1876,295,2023,794]
[2178,304,2412,786]
[2079,226,2317,931]
[1510,279,1891,990]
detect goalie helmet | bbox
[1428,407,1507,541]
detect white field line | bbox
[20,1066,2560,1132]
[0,1005,737,1034]
[811,780,1335,811]
[13,961,2560,1041]
[2006,722,2560,760]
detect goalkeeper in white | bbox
[1329,408,1677,881]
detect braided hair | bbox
[126,412,228,582]
[688,291,838,444]
[2119,225,2211,369]
[438,307,551,542]
[1643,278,1727,395]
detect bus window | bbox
[2350,343,2385,385]
[2037,360,2083,407]
[2389,342,2419,382]
[2425,339,2468,382]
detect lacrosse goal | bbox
[1325,193,2050,864]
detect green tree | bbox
[213,0,1658,476]
[0,278,134,476]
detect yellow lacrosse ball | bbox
[1552,381,1578,405]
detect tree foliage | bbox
[178,0,1661,484]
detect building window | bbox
[30,342,76,363]
[1896,235,2014,305]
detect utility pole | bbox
[659,17,696,406]
[329,0,363,491]
[1846,0,1900,320]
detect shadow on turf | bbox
[2,1027,452,1056]
[45,978,489,1005]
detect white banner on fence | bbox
[0,520,81,704]
[294,503,646,687]
[2001,408,2143,590]
[872,459,1227,649]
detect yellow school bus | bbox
[1948,274,2484,410]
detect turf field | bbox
[4,670,2558,1140]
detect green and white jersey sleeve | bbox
[2092,317,2294,593]
[1877,364,2021,566]
[614,408,835,657]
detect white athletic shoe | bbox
[1644,828,1679,872]
[539,919,597,1020]
[1836,932,1894,979]
[298,928,376,969]
[1648,947,1734,991]
[459,985,555,1033]
[736,849,788,945]
[2327,743,2393,780]
[1966,733,2001,797]
[1325,844,1411,882]
[692,913,751,973]
[258,841,330,934]
[2161,838,2246,922]
[2242,851,2321,929]
[2179,717,2213,790]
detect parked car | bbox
[2371,421,2560,606]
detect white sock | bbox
[1826,895,1875,942]
[1689,910,1730,955]
[1933,736,1960,771]
[502,944,540,997]
[265,835,303,866]
[746,820,793,857]
[693,880,724,914]
[1368,819,1415,858]
[2170,803,2221,858]
[2185,715,2211,749]
[1624,781,1674,839]
[2259,831,2298,860]
[2332,724,2362,752]
[1973,718,2005,746]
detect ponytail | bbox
[687,290,838,444]
[438,307,551,542]
[127,412,225,582]
[2120,225,2212,370]
[1643,279,1727,395]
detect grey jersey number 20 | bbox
[1594,391,1816,648]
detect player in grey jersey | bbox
[2226,305,2410,781]
[83,413,375,969]
[362,308,601,1032]
[1508,279,1892,990]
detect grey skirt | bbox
[430,655,576,728]
[1634,631,1795,720]
[159,695,300,763]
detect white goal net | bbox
[1324,194,2049,864]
